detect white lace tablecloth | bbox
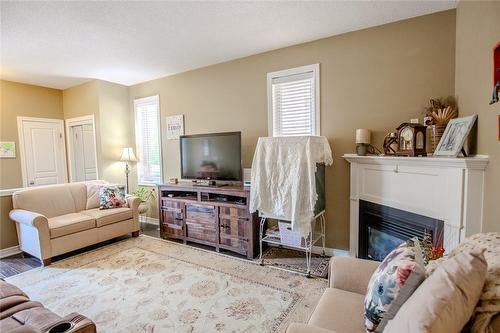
[249,136,333,237]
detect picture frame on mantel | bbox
[434,115,477,157]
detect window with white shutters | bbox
[134,95,162,184]
[267,64,320,137]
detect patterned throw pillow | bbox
[99,185,127,209]
[364,239,426,332]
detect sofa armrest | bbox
[9,209,51,261]
[9,209,48,229]
[329,256,379,295]
[126,196,141,213]
[126,195,141,231]
[286,323,338,333]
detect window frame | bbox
[134,95,163,186]
[267,63,320,137]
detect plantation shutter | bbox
[270,69,318,136]
[134,95,162,184]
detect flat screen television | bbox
[180,132,242,181]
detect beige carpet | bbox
[7,236,327,333]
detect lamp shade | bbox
[355,129,371,144]
[120,147,137,162]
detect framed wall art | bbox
[166,114,184,140]
[0,141,16,158]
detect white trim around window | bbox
[267,64,320,137]
[134,95,163,185]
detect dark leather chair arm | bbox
[43,313,96,333]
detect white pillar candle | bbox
[356,129,371,144]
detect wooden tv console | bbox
[157,183,259,258]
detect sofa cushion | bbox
[12,183,87,218]
[48,213,96,238]
[287,323,340,333]
[85,180,108,209]
[308,288,366,333]
[384,248,487,333]
[81,208,133,227]
[364,240,426,332]
[449,232,500,333]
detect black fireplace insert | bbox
[359,200,444,261]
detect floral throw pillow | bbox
[364,239,426,332]
[99,185,127,209]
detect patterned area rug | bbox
[6,236,327,333]
[257,247,330,278]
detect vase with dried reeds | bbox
[425,98,458,151]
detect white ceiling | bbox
[1,1,457,90]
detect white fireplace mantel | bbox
[343,154,489,257]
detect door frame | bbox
[65,115,99,182]
[17,116,68,187]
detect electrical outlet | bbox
[410,118,419,124]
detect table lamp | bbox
[120,147,137,193]
[355,129,371,156]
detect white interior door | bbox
[18,117,67,187]
[66,115,98,182]
[70,124,97,181]
[70,125,85,181]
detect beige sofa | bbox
[287,257,379,333]
[9,182,140,266]
[288,255,499,333]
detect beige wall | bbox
[0,80,64,249]
[130,10,457,249]
[62,80,99,119]
[0,80,64,189]
[455,1,500,233]
[62,80,131,185]
[63,81,102,177]
[97,81,133,185]
[0,196,17,249]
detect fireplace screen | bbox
[367,227,406,261]
[359,200,444,261]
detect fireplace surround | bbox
[344,154,488,257]
[358,200,444,261]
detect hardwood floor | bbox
[0,254,41,278]
[0,221,160,279]
[0,220,268,278]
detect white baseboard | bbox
[139,217,352,257]
[268,243,351,257]
[0,245,22,259]
[140,216,159,225]
[312,246,351,257]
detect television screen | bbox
[180,132,241,181]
